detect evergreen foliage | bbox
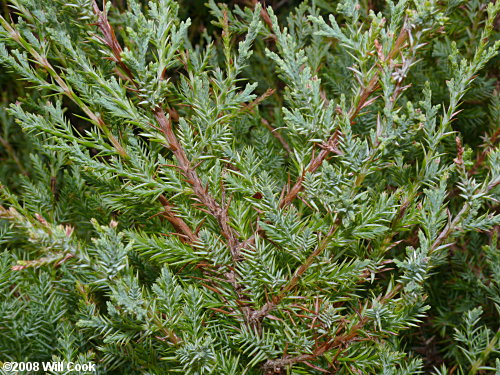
[0,0,499,373]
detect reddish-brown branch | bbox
[430,204,469,254]
[90,2,204,245]
[261,281,406,373]
[261,181,481,372]
[279,27,409,210]
[251,26,411,337]
[262,195,466,370]
[250,224,337,323]
[92,0,137,86]
[266,194,469,371]
[158,194,198,243]
[260,7,275,34]
[89,4,257,325]
[0,17,128,159]
[91,2,244,261]
[244,88,276,113]
[261,118,292,154]
[261,318,368,373]
[279,130,341,209]
[153,108,242,259]
[250,0,277,39]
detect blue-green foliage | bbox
[0,0,499,373]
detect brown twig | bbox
[279,130,341,209]
[0,15,128,159]
[92,1,137,86]
[261,280,406,373]
[90,3,257,324]
[261,118,292,154]
[92,1,244,260]
[153,108,241,259]
[261,316,368,373]
[90,1,207,246]
[430,204,469,254]
[250,27,414,366]
[252,0,277,39]
[278,27,409,210]
[158,194,198,243]
[250,224,338,323]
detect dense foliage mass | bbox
[0,0,499,373]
